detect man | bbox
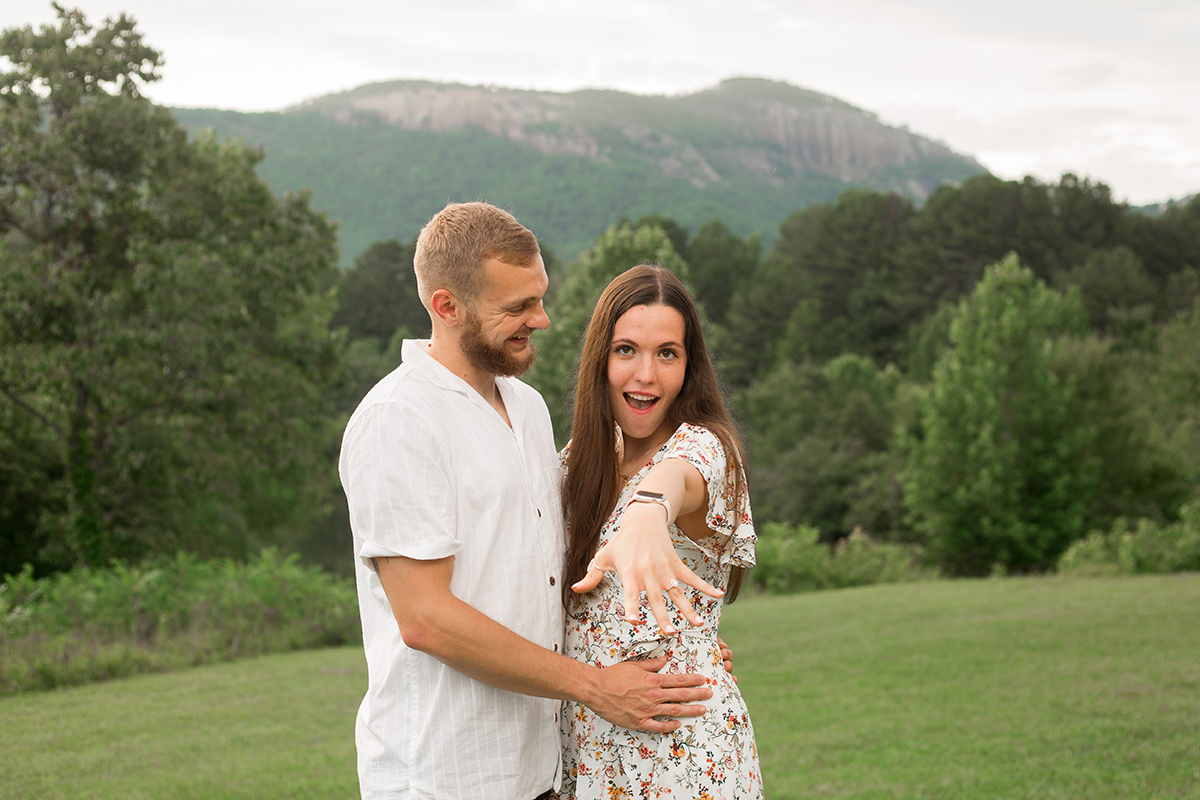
[339,202,716,800]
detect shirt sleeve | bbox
[661,424,756,568]
[341,400,463,567]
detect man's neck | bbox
[424,337,510,425]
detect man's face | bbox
[458,255,550,377]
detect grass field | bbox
[2,574,1198,799]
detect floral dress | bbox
[558,423,763,800]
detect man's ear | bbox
[429,288,466,328]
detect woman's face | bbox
[606,303,688,445]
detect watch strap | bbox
[628,490,673,522]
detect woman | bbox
[557,264,763,799]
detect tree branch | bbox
[0,205,48,243]
[0,380,64,436]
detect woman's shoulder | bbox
[669,422,716,439]
[663,423,729,468]
[668,423,723,451]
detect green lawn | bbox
[2,574,1199,799]
[727,574,1200,800]
[0,646,365,799]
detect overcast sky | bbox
[8,0,1199,205]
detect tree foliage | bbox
[740,354,905,540]
[901,255,1095,574]
[329,238,425,343]
[719,190,912,384]
[687,220,761,326]
[0,7,340,575]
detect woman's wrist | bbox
[624,497,673,526]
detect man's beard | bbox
[460,313,537,377]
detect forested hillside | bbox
[171,78,985,264]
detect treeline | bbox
[715,178,1200,574]
[325,176,1200,576]
[3,8,1199,584]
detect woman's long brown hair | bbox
[562,264,748,608]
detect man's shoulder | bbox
[345,363,448,430]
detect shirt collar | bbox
[400,339,523,418]
[401,339,472,396]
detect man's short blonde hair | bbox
[413,202,541,309]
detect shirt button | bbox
[537,508,542,518]
[549,576,556,586]
[554,644,558,652]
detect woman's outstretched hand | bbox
[572,503,723,635]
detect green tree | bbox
[686,220,760,325]
[0,399,63,574]
[890,174,1127,338]
[0,7,340,573]
[1120,195,1200,295]
[1133,298,1200,502]
[1051,334,1190,529]
[718,203,829,386]
[720,190,912,384]
[632,214,691,263]
[1055,245,1159,344]
[740,354,906,539]
[330,238,425,343]
[901,254,1096,575]
[525,222,688,442]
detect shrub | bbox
[1057,502,1200,575]
[750,523,936,594]
[0,550,360,694]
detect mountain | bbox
[172,77,986,264]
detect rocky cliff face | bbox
[302,83,603,160]
[293,78,980,200]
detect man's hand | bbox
[717,635,737,683]
[585,656,712,733]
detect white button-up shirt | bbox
[340,340,566,800]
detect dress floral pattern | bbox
[558,424,763,800]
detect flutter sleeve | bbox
[661,424,756,567]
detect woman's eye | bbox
[660,349,678,360]
[614,344,633,355]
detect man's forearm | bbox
[375,554,711,732]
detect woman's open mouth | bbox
[625,392,659,411]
